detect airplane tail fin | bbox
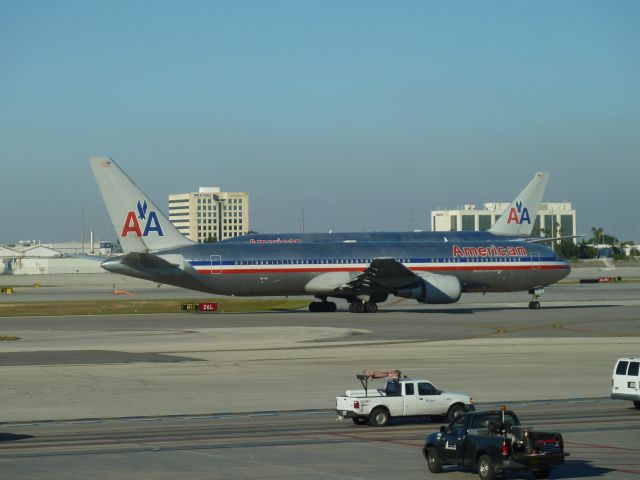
[90,157,194,254]
[488,172,549,236]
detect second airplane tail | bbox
[90,157,194,254]
[489,171,549,237]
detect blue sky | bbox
[1,0,639,243]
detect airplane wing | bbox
[337,257,418,294]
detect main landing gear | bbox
[308,300,337,312]
[528,288,544,310]
[349,301,378,314]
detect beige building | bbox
[168,187,249,242]
[431,202,577,240]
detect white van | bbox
[611,357,640,409]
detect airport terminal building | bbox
[168,187,250,243]
[431,202,577,240]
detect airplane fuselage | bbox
[103,240,570,298]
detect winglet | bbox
[489,172,549,236]
[90,157,194,254]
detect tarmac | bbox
[1,272,640,478]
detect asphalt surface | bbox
[1,400,639,479]
[1,280,640,479]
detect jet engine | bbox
[395,273,461,304]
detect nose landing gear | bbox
[528,288,544,309]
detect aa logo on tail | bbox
[506,200,531,225]
[121,201,164,237]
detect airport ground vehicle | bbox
[611,357,640,409]
[423,408,568,480]
[335,370,474,426]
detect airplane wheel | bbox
[365,302,378,313]
[348,303,355,313]
[352,302,365,314]
[309,302,320,312]
[532,301,541,309]
[326,302,337,312]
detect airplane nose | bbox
[558,260,571,281]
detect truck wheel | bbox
[477,454,496,480]
[369,408,390,427]
[447,403,464,422]
[352,417,368,425]
[426,447,443,473]
[532,468,551,479]
[634,401,640,410]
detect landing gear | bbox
[528,288,544,310]
[348,301,378,313]
[308,301,337,312]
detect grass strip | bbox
[0,298,309,317]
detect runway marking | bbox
[566,440,640,453]
[326,431,422,448]
[565,440,640,475]
[2,397,617,428]
[182,448,374,480]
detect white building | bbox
[168,187,250,243]
[0,243,106,275]
[431,202,577,240]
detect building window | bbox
[532,216,541,236]
[478,215,491,231]
[461,215,475,231]
[560,215,573,237]
[544,215,554,237]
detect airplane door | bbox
[530,251,540,270]
[209,255,222,274]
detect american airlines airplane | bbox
[91,158,570,313]
[224,171,549,245]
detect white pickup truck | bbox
[336,370,474,427]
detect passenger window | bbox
[450,416,465,436]
[616,361,629,375]
[405,383,414,395]
[629,362,639,376]
[418,382,438,395]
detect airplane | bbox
[223,171,550,245]
[90,158,570,313]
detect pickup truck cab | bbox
[336,370,474,427]
[611,357,640,409]
[423,409,568,480]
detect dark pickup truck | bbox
[423,409,568,480]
